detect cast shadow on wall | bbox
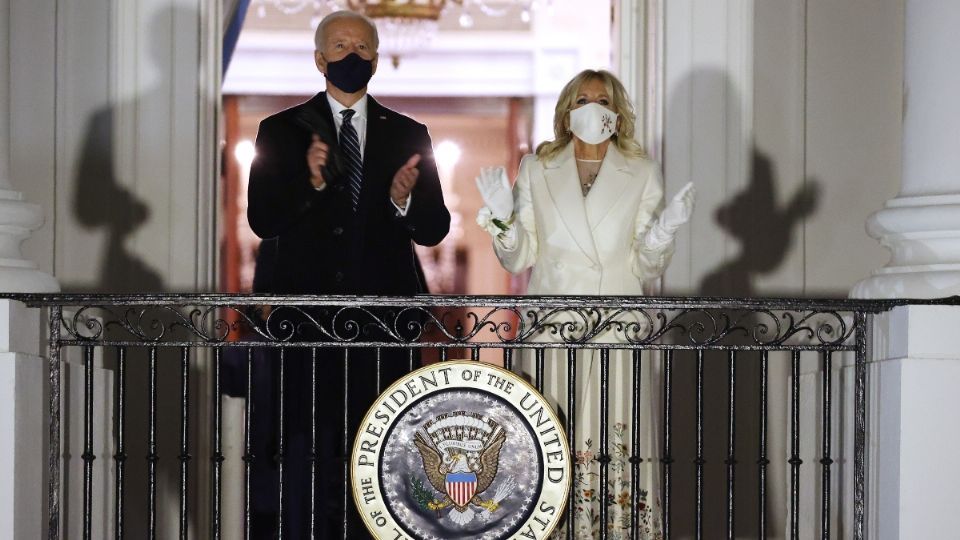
[700,149,820,297]
[71,92,163,293]
[664,68,820,538]
[65,6,200,538]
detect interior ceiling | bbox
[244,1,533,33]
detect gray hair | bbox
[314,10,380,51]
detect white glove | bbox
[475,166,514,220]
[646,182,696,248]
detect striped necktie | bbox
[339,109,363,211]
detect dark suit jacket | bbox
[247,92,450,295]
[246,93,448,538]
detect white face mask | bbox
[568,102,618,144]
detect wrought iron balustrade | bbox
[8,293,929,540]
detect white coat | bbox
[481,144,670,537]
[492,143,674,294]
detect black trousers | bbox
[250,306,421,539]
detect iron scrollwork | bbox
[50,297,857,349]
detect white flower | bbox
[476,207,513,237]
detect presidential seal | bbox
[351,361,570,540]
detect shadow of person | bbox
[64,5,208,537]
[71,100,164,293]
[700,149,819,296]
[662,68,820,538]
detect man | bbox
[248,11,449,295]
[247,10,450,538]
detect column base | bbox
[0,266,59,293]
[0,190,57,293]
[851,194,960,298]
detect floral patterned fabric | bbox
[551,423,662,539]
[517,347,662,539]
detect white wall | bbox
[6,0,221,536]
[634,1,904,538]
[657,0,903,298]
[9,0,219,292]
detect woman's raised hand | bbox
[474,166,514,220]
[644,182,696,249]
[659,182,696,233]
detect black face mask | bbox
[324,53,374,94]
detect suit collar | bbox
[311,91,384,119]
[543,144,599,265]
[541,140,629,170]
[326,93,369,120]
[585,144,632,230]
[308,92,383,226]
[542,143,637,260]
[359,95,387,225]
[365,94,387,117]
[307,91,332,116]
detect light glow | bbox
[234,140,256,168]
[434,140,462,171]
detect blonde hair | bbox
[535,69,646,161]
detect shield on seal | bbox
[445,471,478,507]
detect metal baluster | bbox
[502,347,513,371]
[790,350,801,540]
[310,347,318,539]
[82,346,94,540]
[447,321,461,363]
[565,348,577,540]
[114,347,127,540]
[243,348,253,540]
[471,345,480,361]
[630,348,642,540]
[758,350,769,539]
[276,348,286,538]
[342,347,350,539]
[820,351,833,540]
[408,347,415,372]
[148,347,158,540]
[48,305,62,540]
[695,349,704,540]
[854,313,867,540]
[375,347,382,392]
[211,348,223,540]
[599,348,610,540]
[535,348,545,395]
[725,350,737,540]
[179,347,191,540]
[662,349,673,539]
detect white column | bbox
[0,300,44,539]
[0,0,8,192]
[1,0,59,535]
[851,1,960,298]
[867,305,960,538]
[0,0,57,293]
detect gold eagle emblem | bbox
[411,412,512,524]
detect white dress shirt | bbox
[325,94,410,214]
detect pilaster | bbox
[852,1,960,298]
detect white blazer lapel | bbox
[543,145,600,265]
[585,145,632,231]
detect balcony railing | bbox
[8,293,933,540]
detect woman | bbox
[476,69,694,538]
